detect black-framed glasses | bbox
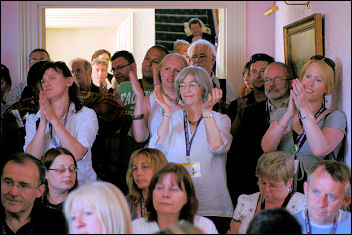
[310,55,335,71]
[111,63,131,72]
[48,167,78,174]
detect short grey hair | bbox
[187,39,216,58]
[91,58,108,68]
[70,57,92,75]
[175,66,213,102]
[265,62,294,81]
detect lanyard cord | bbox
[140,197,145,217]
[183,110,202,163]
[259,192,293,211]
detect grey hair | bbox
[187,39,216,58]
[70,57,92,75]
[265,62,294,81]
[175,66,213,102]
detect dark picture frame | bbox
[283,13,323,78]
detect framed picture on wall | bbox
[283,13,323,78]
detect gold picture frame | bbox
[283,13,323,78]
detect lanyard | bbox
[292,104,326,153]
[49,109,69,148]
[183,110,202,162]
[305,209,338,234]
[140,197,145,217]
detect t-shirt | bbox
[294,209,351,234]
[116,81,153,116]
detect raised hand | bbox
[39,90,58,124]
[154,84,172,115]
[129,70,144,98]
[291,79,311,112]
[287,92,298,118]
[152,67,161,88]
[202,87,222,113]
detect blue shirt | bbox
[294,209,351,234]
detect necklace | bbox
[164,93,179,107]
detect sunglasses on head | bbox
[310,55,335,71]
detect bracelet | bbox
[203,112,214,118]
[132,114,144,120]
[300,113,314,121]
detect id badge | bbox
[181,162,201,178]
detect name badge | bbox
[181,162,201,178]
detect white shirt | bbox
[149,109,234,217]
[24,103,99,185]
[132,215,218,234]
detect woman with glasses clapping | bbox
[149,66,233,234]
[261,55,346,192]
[228,151,306,234]
[40,147,79,211]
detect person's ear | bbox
[304,181,309,195]
[287,178,294,190]
[36,184,45,198]
[67,76,74,87]
[343,194,351,208]
[131,63,137,72]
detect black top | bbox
[184,32,215,44]
[226,91,256,123]
[0,199,68,234]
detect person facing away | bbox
[173,39,190,65]
[1,152,67,234]
[184,17,215,44]
[226,53,275,123]
[3,48,51,106]
[132,163,218,234]
[110,50,137,89]
[1,64,12,116]
[64,181,132,234]
[294,160,351,234]
[227,62,293,207]
[91,48,113,82]
[70,57,99,93]
[40,147,79,211]
[261,55,346,193]
[23,61,99,185]
[188,39,236,109]
[126,148,168,220]
[116,45,169,117]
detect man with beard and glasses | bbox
[227,62,292,207]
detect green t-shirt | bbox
[116,81,153,116]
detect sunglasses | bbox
[310,55,335,71]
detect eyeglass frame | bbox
[190,54,208,62]
[110,63,132,72]
[179,81,201,89]
[310,55,335,72]
[1,178,41,192]
[48,167,78,174]
[257,179,285,191]
[264,77,292,84]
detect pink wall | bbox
[1,1,20,84]
[246,1,275,61]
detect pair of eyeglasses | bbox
[310,55,335,71]
[48,167,78,174]
[179,81,200,89]
[111,63,131,72]
[264,77,290,84]
[190,54,207,61]
[2,179,40,192]
[257,180,283,191]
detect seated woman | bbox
[126,148,168,220]
[228,151,306,234]
[149,66,233,234]
[64,181,132,234]
[24,61,99,185]
[131,53,188,143]
[40,147,78,211]
[261,55,346,192]
[132,163,218,234]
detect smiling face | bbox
[111,57,133,84]
[304,166,351,225]
[179,75,203,106]
[189,44,215,75]
[70,200,102,234]
[46,154,76,194]
[1,161,44,216]
[301,62,326,102]
[160,55,185,90]
[152,173,187,216]
[132,155,155,191]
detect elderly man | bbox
[294,160,351,234]
[70,57,99,93]
[227,62,293,207]
[1,152,67,233]
[188,39,236,113]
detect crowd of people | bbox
[0,17,350,234]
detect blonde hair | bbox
[126,148,168,207]
[64,181,132,234]
[256,151,295,184]
[157,53,188,85]
[299,59,336,94]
